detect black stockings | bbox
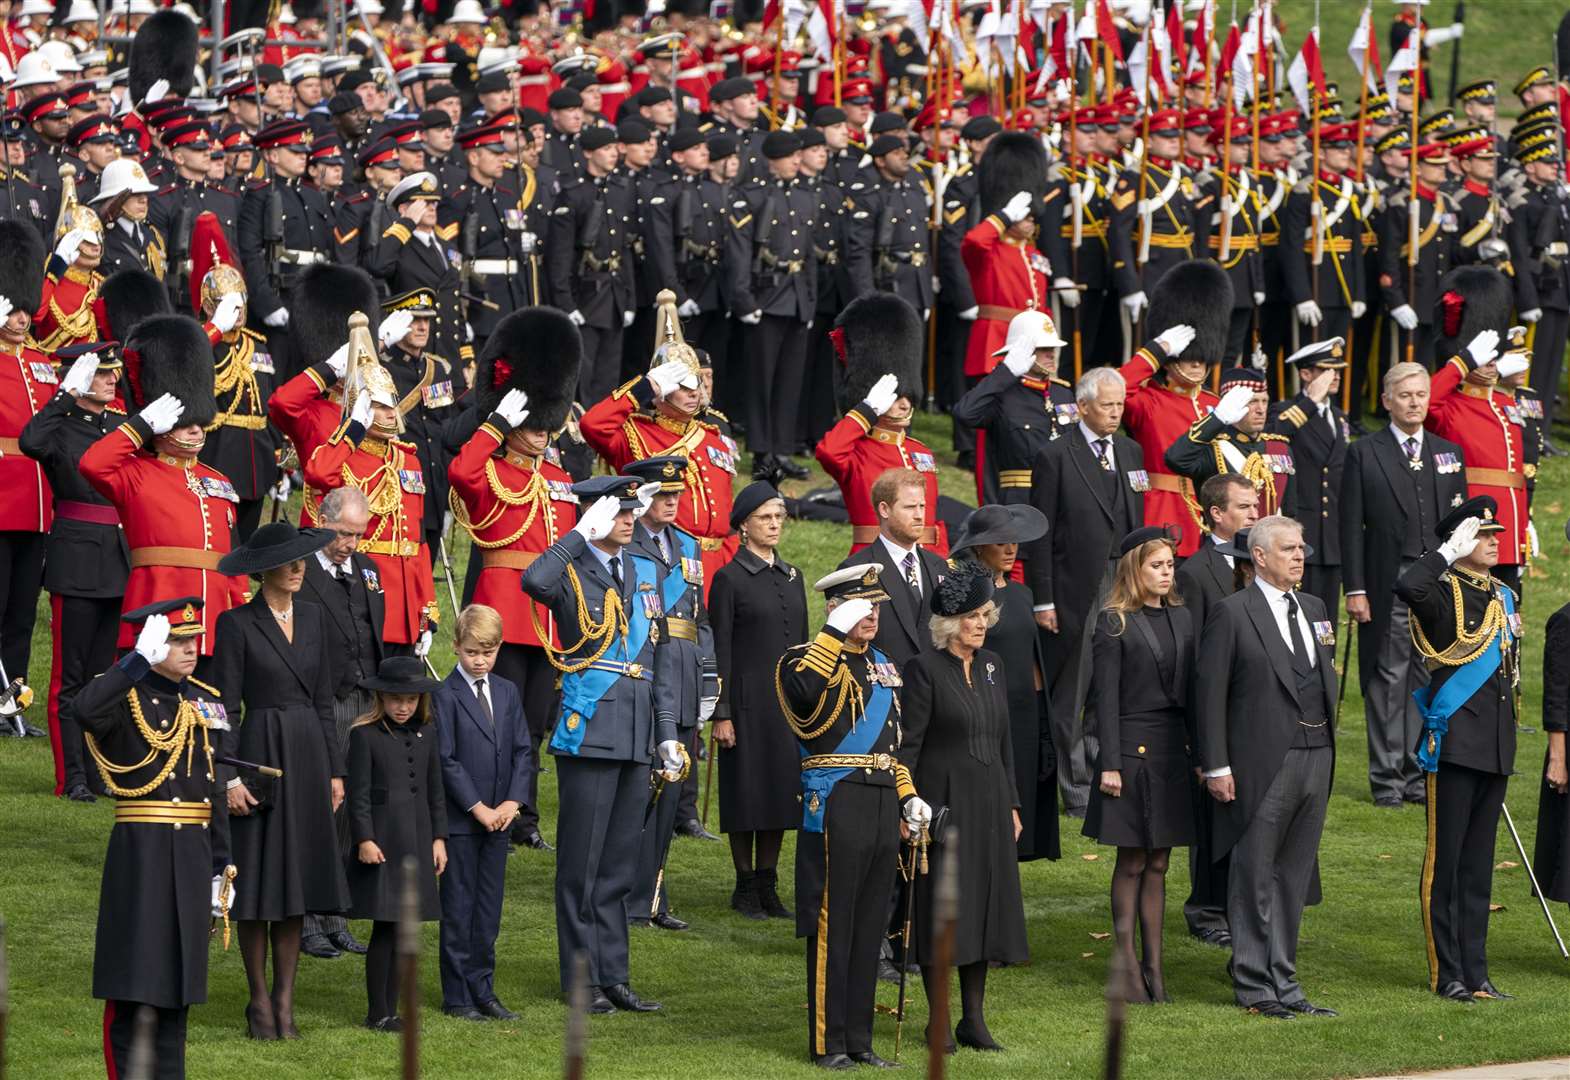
[238,916,304,1035]
[1111,846,1172,1003]
[727,829,784,875]
[365,921,400,1021]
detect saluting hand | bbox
[139,393,184,435]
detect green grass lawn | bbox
[6,399,1570,1080]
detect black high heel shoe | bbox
[954,1017,1004,1052]
[245,1002,277,1040]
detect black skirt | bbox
[1083,709,1195,849]
[1534,747,1570,903]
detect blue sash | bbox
[799,647,894,833]
[660,529,699,613]
[550,553,659,755]
[1412,586,1515,773]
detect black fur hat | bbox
[978,131,1049,220]
[1434,265,1512,363]
[1147,260,1233,364]
[288,265,380,371]
[0,221,43,316]
[101,269,170,343]
[834,291,924,404]
[126,315,218,427]
[476,307,583,431]
[128,10,199,106]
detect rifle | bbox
[873,198,898,286]
[364,195,389,268]
[263,186,285,300]
[168,205,192,312]
[575,197,605,276]
[673,183,694,270]
[1446,0,1465,106]
[750,191,780,280]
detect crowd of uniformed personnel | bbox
[7,0,1570,1074]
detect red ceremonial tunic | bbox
[0,339,54,532]
[960,215,1049,377]
[1426,359,1529,569]
[815,402,949,557]
[268,361,346,525]
[580,377,740,597]
[448,421,578,647]
[33,263,107,355]
[303,419,436,645]
[79,419,247,654]
[1118,346,1218,557]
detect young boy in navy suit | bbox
[434,604,534,1021]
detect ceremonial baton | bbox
[213,754,283,778]
[436,531,461,621]
[1501,802,1569,959]
[647,746,691,917]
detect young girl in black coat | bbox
[347,657,448,1031]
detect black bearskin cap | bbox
[1148,260,1233,364]
[1434,265,1512,363]
[126,315,218,427]
[835,291,924,404]
[476,307,583,431]
[0,221,44,315]
[101,268,170,343]
[978,131,1049,220]
[129,10,199,105]
[288,265,380,370]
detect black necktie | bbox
[1285,594,1311,677]
[609,555,624,594]
[475,677,494,730]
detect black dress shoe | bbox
[876,958,902,984]
[516,829,555,853]
[63,782,97,803]
[775,456,810,480]
[1473,980,1514,1000]
[585,987,617,1015]
[652,912,689,931]
[1191,927,1232,948]
[848,1050,901,1067]
[675,818,720,841]
[954,1017,1004,1051]
[328,929,368,955]
[1283,999,1339,1017]
[300,934,341,960]
[1373,797,1404,809]
[443,1005,488,1021]
[479,998,520,1020]
[1246,1001,1296,1020]
[1403,789,1428,805]
[603,982,661,1012]
[812,1053,856,1071]
[365,1015,402,1033]
[1436,981,1475,1004]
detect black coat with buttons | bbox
[346,713,448,921]
[1270,391,1347,566]
[670,173,731,312]
[845,173,934,312]
[441,179,535,339]
[724,175,819,320]
[150,177,241,311]
[545,173,638,329]
[237,176,335,323]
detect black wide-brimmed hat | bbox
[359,655,441,695]
[217,522,334,577]
[951,504,1048,553]
[931,560,995,617]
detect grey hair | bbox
[1383,361,1430,397]
[318,486,370,524]
[1076,366,1125,406]
[1248,514,1303,561]
[928,601,1000,650]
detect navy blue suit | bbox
[434,667,533,1011]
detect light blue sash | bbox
[1412,587,1515,773]
[551,553,659,754]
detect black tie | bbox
[609,555,624,594]
[475,677,494,730]
[1285,594,1311,677]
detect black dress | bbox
[901,648,1029,967]
[1534,604,1570,901]
[1083,605,1196,849]
[985,576,1060,861]
[212,595,350,921]
[711,547,809,833]
[345,717,448,921]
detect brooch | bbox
[985,662,996,685]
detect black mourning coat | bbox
[346,716,448,922]
[299,552,386,700]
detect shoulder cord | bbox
[85,692,214,798]
[775,658,863,742]
[528,562,629,674]
[1410,575,1506,667]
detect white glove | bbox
[825,597,874,634]
[415,628,432,658]
[134,612,171,665]
[862,373,900,416]
[1054,277,1079,309]
[657,739,684,776]
[264,308,290,328]
[1351,300,1367,319]
[1249,343,1268,370]
[1464,328,1501,368]
[325,341,350,380]
[1451,21,1463,37]
[1295,300,1323,327]
[1252,291,1266,306]
[677,298,701,317]
[349,388,374,431]
[495,387,530,426]
[1121,290,1147,319]
[1213,384,1256,426]
[1528,520,1541,558]
[1002,345,1035,378]
[140,392,184,435]
[0,296,12,322]
[567,309,586,326]
[1497,352,1531,379]
[270,475,291,502]
[631,481,661,520]
[622,310,635,328]
[54,226,93,265]
[1520,307,1543,324]
[60,350,98,396]
[739,310,763,325]
[1390,303,1418,331]
[378,308,415,348]
[698,696,718,723]
[210,873,225,917]
[1154,323,1196,357]
[1001,189,1033,224]
[647,359,695,399]
[210,292,244,334]
[1438,516,1482,564]
[957,305,979,321]
[902,795,933,827]
[143,77,169,106]
[572,494,621,542]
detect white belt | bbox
[472,258,520,274]
[280,249,325,265]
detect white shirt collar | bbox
[1390,423,1424,449]
[316,549,348,577]
[878,533,918,565]
[460,666,487,694]
[1078,421,1112,449]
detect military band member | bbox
[520,474,683,1012]
[366,172,466,367]
[375,288,458,557]
[845,133,933,316]
[1281,123,1366,349]
[1268,340,1350,609]
[1202,116,1267,364]
[661,129,731,358]
[1378,142,1461,365]
[778,564,930,1069]
[1399,497,1517,1003]
[150,120,242,291]
[68,597,233,1080]
[1505,139,1570,442]
[1165,366,1297,519]
[1110,110,1211,330]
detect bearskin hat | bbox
[128,10,199,106]
[1147,260,1233,364]
[1434,266,1513,363]
[125,315,218,428]
[101,268,171,343]
[834,291,925,404]
[0,222,43,316]
[288,265,380,371]
[476,307,583,432]
[978,131,1050,221]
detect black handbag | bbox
[241,772,277,813]
[925,804,952,845]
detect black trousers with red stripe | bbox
[47,593,120,795]
[103,1000,187,1080]
[0,530,43,683]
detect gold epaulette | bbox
[383,222,412,243]
[796,632,842,678]
[188,676,220,696]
